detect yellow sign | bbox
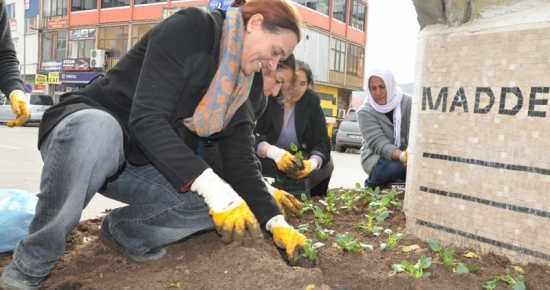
[35,74,47,85]
[48,72,61,84]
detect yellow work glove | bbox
[191,168,263,244]
[399,150,409,166]
[265,145,304,175]
[264,181,302,218]
[7,90,30,127]
[286,159,318,179]
[266,214,307,259]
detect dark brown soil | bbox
[1,188,549,290]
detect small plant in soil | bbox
[296,223,310,233]
[426,238,478,274]
[357,212,383,236]
[335,233,362,253]
[319,190,338,213]
[300,193,314,214]
[314,221,334,240]
[339,189,361,214]
[368,188,402,213]
[483,268,526,290]
[290,239,324,267]
[392,254,433,278]
[313,205,333,226]
[379,228,405,250]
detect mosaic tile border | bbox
[422,152,550,176]
[416,219,550,261]
[419,186,550,218]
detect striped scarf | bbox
[184,7,253,137]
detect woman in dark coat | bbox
[255,60,334,197]
[0,1,307,289]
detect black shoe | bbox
[0,262,44,290]
[99,223,166,262]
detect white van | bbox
[0,93,54,125]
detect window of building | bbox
[98,26,129,58]
[42,30,67,61]
[349,0,365,31]
[101,0,130,9]
[43,0,67,16]
[6,3,15,19]
[68,28,96,58]
[292,0,329,16]
[131,23,155,46]
[26,16,39,34]
[135,0,166,5]
[330,38,346,73]
[346,43,364,77]
[71,0,97,11]
[333,0,346,23]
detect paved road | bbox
[0,125,365,220]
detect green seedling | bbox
[392,254,432,278]
[319,190,338,213]
[357,212,383,236]
[483,268,526,290]
[339,189,361,214]
[426,238,478,274]
[359,185,381,206]
[300,194,314,214]
[314,221,334,240]
[313,206,333,226]
[289,239,324,266]
[379,229,404,250]
[368,189,402,213]
[296,223,310,233]
[335,233,362,252]
[290,143,304,167]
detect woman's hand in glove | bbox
[266,215,307,259]
[264,181,302,218]
[7,90,30,127]
[191,169,264,244]
[399,150,409,166]
[286,159,318,179]
[265,145,304,174]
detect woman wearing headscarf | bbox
[358,68,411,190]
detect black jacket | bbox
[0,0,24,97]
[254,88,331,165]
[37,7,280,224]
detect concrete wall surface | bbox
[405,3,550,265]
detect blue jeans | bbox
[364,158,406,190]
[12,109,213,277]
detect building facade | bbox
[11,0,367,135]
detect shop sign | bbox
[61,58,92,71]
[69,28,96,40]
[60,72,104,83]
[34,84,47,91]
[208,0,231,10]
[47,18,67,29]
[35,74,47,85]
[41,60,63,71]
[162,7,182,19]
[48,72,61,84]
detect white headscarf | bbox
[364,68,403,147]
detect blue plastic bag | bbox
[0,189,38,253]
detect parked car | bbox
[335,111,362,152]
[0,93,54,125]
